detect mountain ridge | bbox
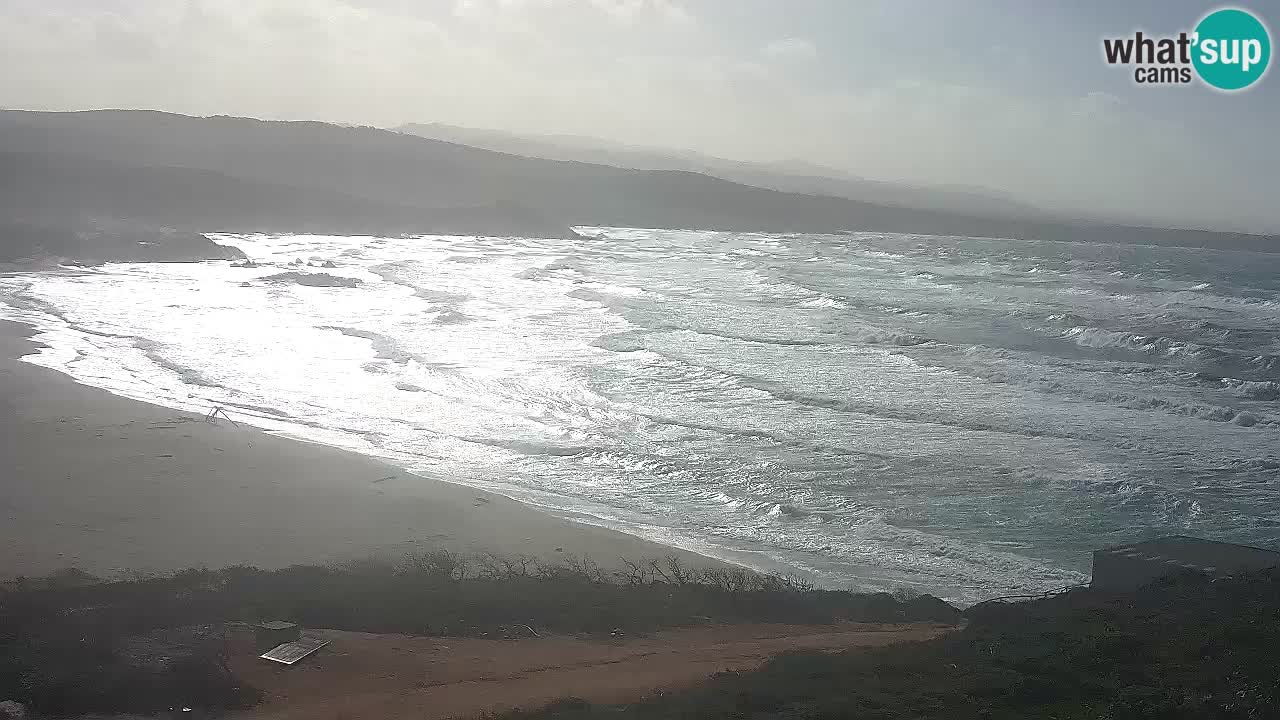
[395,120,1047,220]
[0,109,1274,262]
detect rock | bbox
[1234,412,1259,427]
[262,271,362,288]
[0,700,27,719]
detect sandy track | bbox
[230,623,952,719]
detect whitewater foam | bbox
[2,227,1278,603]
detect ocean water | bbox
[3,228,1279,603]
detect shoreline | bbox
[0,319,727,580]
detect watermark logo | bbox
[1102,7,1271,91]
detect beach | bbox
[0,319,717,581]
[5,225,1276,601]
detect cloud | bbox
[0,0,1274,231]
[762,37,818,62]
[652,0,694,26]
[453,0,693,25]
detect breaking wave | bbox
[3,227,1279,604]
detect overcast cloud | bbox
[2,0,1277,232]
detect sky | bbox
[1,0,1277,232]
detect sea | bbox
[3,227,1279,604]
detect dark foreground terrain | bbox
[0,554,957,717]
[226,623,951,720]
[507,569,1280,720]
[4,556,1278,719]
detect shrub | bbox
[500,569,1280,719]
[0,554,957,716]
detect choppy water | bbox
[4,228,1280,603]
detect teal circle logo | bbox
[1192,8,1271,91]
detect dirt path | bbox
[230,622,952,719]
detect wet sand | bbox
[0,319,720,580]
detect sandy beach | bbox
[0,319,718,581]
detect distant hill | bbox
[0,109,1274,263]
[0,149,552,238]
[396,121,1046,219]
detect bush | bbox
[500,569,1280,719]
[0,554,957,716]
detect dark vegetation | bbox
[0,553,957,717]
[2,109,1276,265]
[8,555,1279,719]
[506,569,1280,720]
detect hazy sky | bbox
[2,0,1277,232]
